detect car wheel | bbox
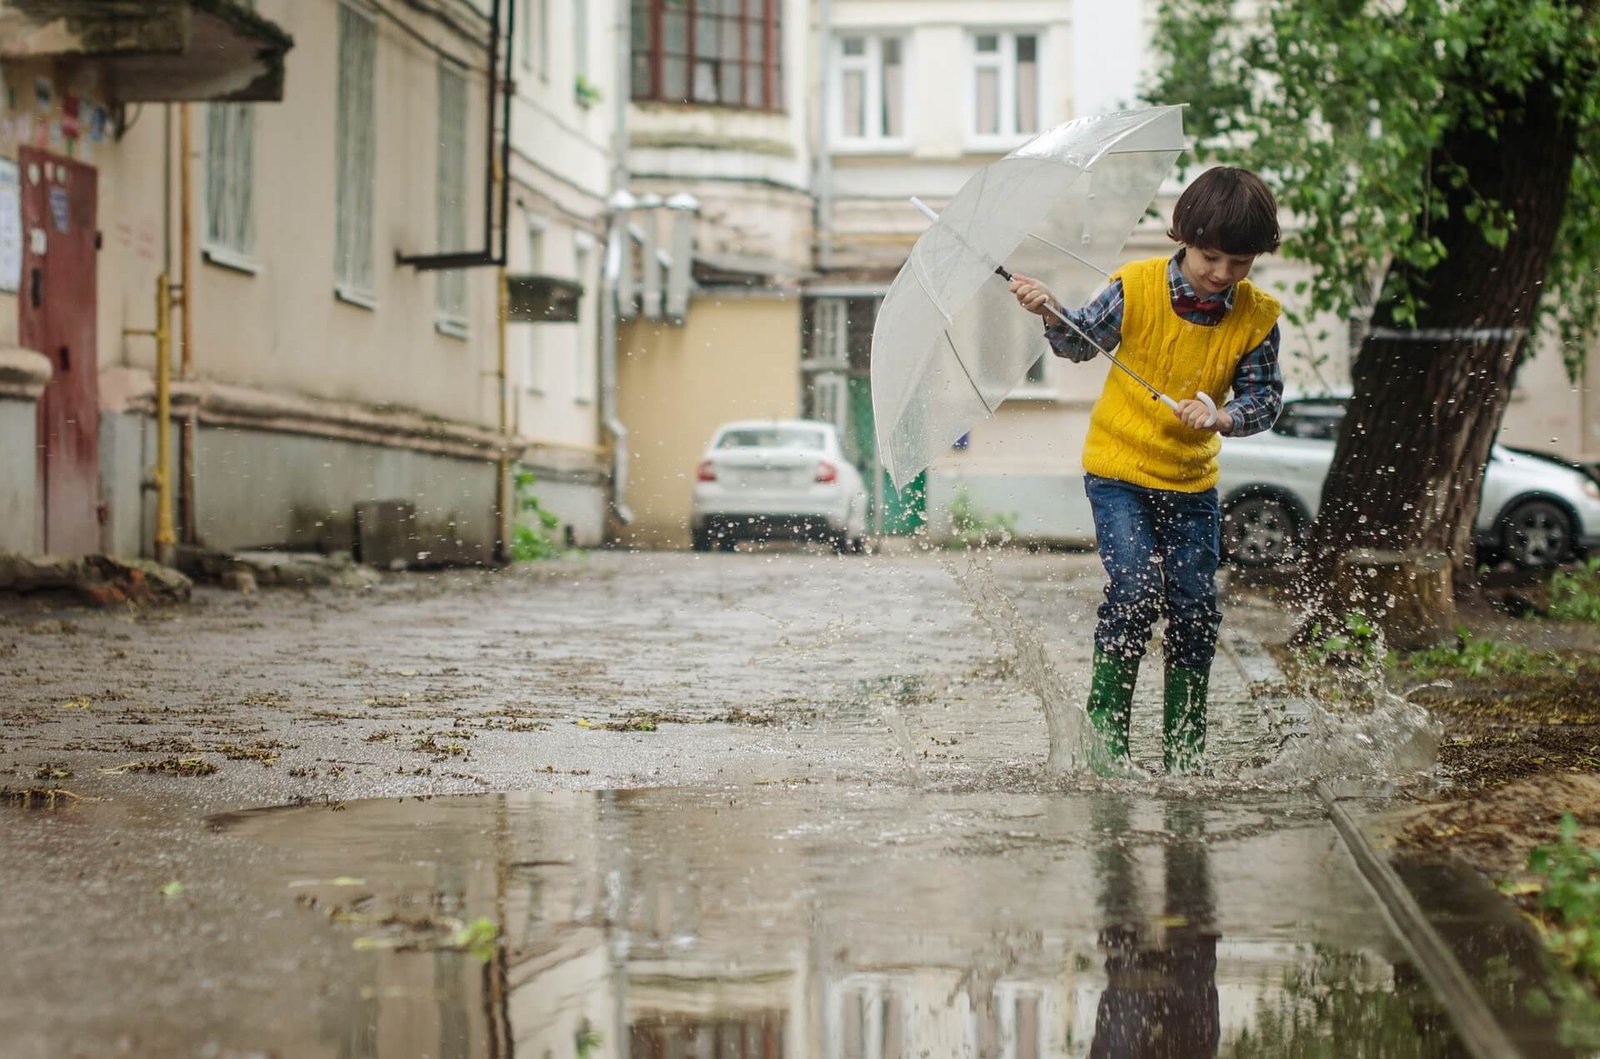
[1222,494,1301,567]
[1500,498,1574,568]
[691,526,713,552]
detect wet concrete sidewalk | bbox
[0,548,1558,1056]
[0,548,1283,808]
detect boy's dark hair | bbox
[1166,166,1281,255]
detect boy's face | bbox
[1180,245,1258,297]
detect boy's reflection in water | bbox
[1089,798,1220,1059]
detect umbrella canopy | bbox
[870,106,1187,490]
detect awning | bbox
[506,274,584,324]
[0,0,294,103]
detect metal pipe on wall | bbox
[495,268,511,562]
[600,0,634,528]
[178,103,197,546]
[154,275,175,563]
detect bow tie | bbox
[1172,292,1226,315]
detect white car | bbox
[1218,397,1600,568]
[690,419,869,553]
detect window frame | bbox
[572,230,595,405]
[522,217,547,394]
[831,31,910,152]
[203,101,259,273]
[334,0,379,308]
[964,28,1041,150]
[434,60,470,339]
[630,0,784,112]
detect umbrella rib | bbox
[944,330,997,416]
[1021,232,1112,280]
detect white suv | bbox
[1217,397,1600,568]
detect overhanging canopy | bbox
[0,0,293,102]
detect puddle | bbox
[204,786,1478,1057]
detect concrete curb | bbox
[1318,781,1523,1059]
[1219,621,1522,1058]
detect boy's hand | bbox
[1009,274,1057,318]
[1174,399,1233,435]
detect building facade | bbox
[4,0,1595,562]
[0,0,613,565]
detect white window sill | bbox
[334,284,377,311]
[831,138,913,155]
[435,316,470,341]
[965,134,1034,154]
[1005,387,1061,403]
[202,244,261,275]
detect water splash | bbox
[1247,686,1442,786]
[941,549,1092,774]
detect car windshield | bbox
[716,427,827,451]
[1274,400,1346,440]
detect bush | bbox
[1549,559,1600,623]
[947,490,1018,548]
[512,468,563,562]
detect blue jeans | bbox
[1085,474,1222,670]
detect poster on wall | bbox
[0,158,20,294]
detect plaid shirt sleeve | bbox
[1042,280,1123,362]
[1222,322,1284,437]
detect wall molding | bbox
[0,347,52,402]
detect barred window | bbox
[435,62,469,333]
[630,0,783,111]
[204,103,255,264]
[335,3,378,302]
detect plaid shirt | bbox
[1042,251,1283,437]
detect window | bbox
[573,0,589,85]
[204,102,255,268]
[435,63,469,335]
[573,233,594,404]
[631,0,783,111]
[969,30,1039,143]
[834,34,905,145]
[335,3,378,303]
[523,221,546,392]
[521,0,549,77]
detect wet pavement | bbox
[0,548,1564,1055]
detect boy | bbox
[1009,166,1283,775]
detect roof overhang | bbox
[506,274,585,324]
[0,0,294,103]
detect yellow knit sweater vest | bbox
[1081,256,1280,492]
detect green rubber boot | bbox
[1163,665,1210,775]
[1086,649,1139,776]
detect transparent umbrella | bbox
[870,105,1189,490]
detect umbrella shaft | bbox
[1042,301,1166,402]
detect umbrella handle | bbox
[1159,392,1218,429]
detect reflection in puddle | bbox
[214,788,1465,1058]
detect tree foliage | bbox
[1144,0,1600,639]
[1147,0,1600,375]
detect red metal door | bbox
[19,147,99,556]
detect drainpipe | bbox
[600,194,634,526]
[178,103,198,547]
[495,268,512,562]
[153,276,175,564]
[600,0,634,526]
[815,0,834,273]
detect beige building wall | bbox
[0,0,623,560]
[617,295,803,547]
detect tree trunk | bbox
[1294,74,1579,643]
